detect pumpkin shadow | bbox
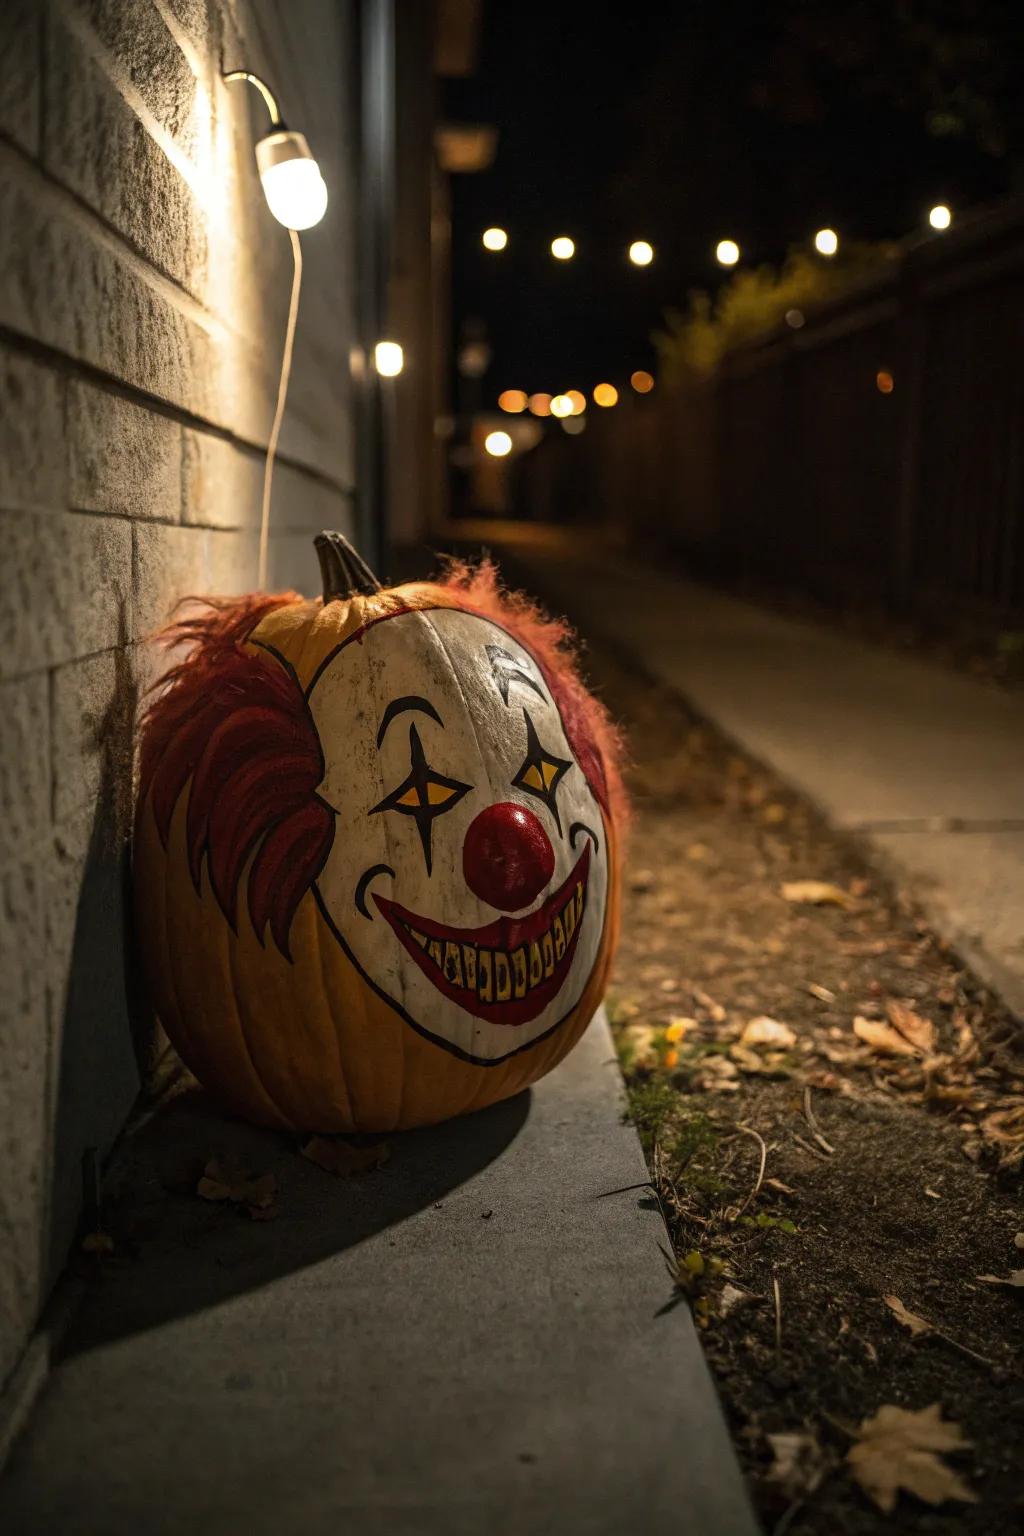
[62,1082,532,1357]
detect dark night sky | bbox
[446,2,1021,405]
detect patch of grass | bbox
[624,1079,717,1172]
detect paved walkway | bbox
[485,530,1024,1019]
[0,1012,756,1536]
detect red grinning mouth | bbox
[374,843,591,1026]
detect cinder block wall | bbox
[0,0,359,1395]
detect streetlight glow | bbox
[374,341,404,377]
[814,227,839,256]
[550,393,573,417]
[715,239,740,267]
[484,430,513,457]
[929,204,952,231]
[550,236,575,260]
[482,226,508,251]
[628,240,654,266]
[498,389,527,413]
[593,382,618,407]
[630,370,654,395]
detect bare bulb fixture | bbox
[225,70,328,230]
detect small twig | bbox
[773,1274,783,1356]
[932,1329,996,1370]
[734,1125,767,1216]
[792,1132,831,1161]
[772,1497,805,1536]
[802,1085,835,1154]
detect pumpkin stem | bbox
[315,530,383,603]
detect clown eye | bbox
[512,709,572,833]
[371,723,471,875]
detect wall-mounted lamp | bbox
[225,70,328,230]
[224,68,331,590]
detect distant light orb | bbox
[484,430,513,457]
[550,393,574,418]
[593,382,618,407]
[814,227,839,256]
[561,416,586,436]
[785,308,805,329]
[550,235,575,260]
[374,341,404,377]
[498,389,527,413]
[528,392,552,417]
[630,370,654,395]
[628,240,654,267]
[715,239,740,267]
[876,369,895,395]
[565,388,586,416]
[929,203,952,231]
[482,226,508,251]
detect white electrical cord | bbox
[259,226,303,590]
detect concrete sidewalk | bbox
[0,1012,757,1536]
[487,532,1024,1019]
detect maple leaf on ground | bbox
[883,1294,932,1337]
[847,1403,977,1514]
[196,1157,278,1215]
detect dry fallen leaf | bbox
[300,1136,390,1176]
[807,982,837,1004]
[719,1282,759,1318]
[885,999,936,1054]
[741,1016,797,1049]
[1014,1232,1024,1251]
[781,879,853,909]
[846,1403,976,1514]
[197,1157,278,1214]
[766,1430,826,1500]
[975,1270,1024,1288]
[883,1294,932,1337]
[853,1015,919,1057]
[693,1055,741,1092]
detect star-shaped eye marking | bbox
[370,723,471,875]
[512,709,573,833]
[487,644,545,707]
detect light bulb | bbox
[374,341,404,378]
[629,240,654,266]
[814,228,839,256]
[484,430,512,457]
[929,204,952,231]
[715,239,740,267]
[551,236,575,260]
[256,131,328,229]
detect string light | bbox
[929,204,952,231]
[628,240,654,266]
[550,236,575,260]
[482,227,508,251]
[550,394,573,417]
[374,341,404,377]
[593,383,618,407]
[630,370,654,394]
[715,239,740,267]
[814,228,839,256]
[528,393,552,417]
[484,430,513,456]
[498,389,527,413]
[566,389,586,416]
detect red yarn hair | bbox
[139,568,625,958]
[139,593,334,959]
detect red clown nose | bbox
[462,802,555,912]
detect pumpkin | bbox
[134,532,625,1133]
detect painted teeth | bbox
[403,881,585,1003]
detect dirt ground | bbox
[586,638,1024,1535]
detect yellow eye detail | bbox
[426,781,456,806]
[522,764,545,792]
[540,760,559,789]
[396,786,421,807]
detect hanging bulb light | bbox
[225,70,328,230]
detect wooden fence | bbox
[522,199,1024,624]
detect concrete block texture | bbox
[2,510,132,681]
[0,0,40,156]
[0,353,66,513]
[0,0,362,1405]
[69,381,182,521]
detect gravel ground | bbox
[584,637,1024,1535]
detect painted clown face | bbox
[307,607,610,1063]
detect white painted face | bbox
[307,607,610,1064]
